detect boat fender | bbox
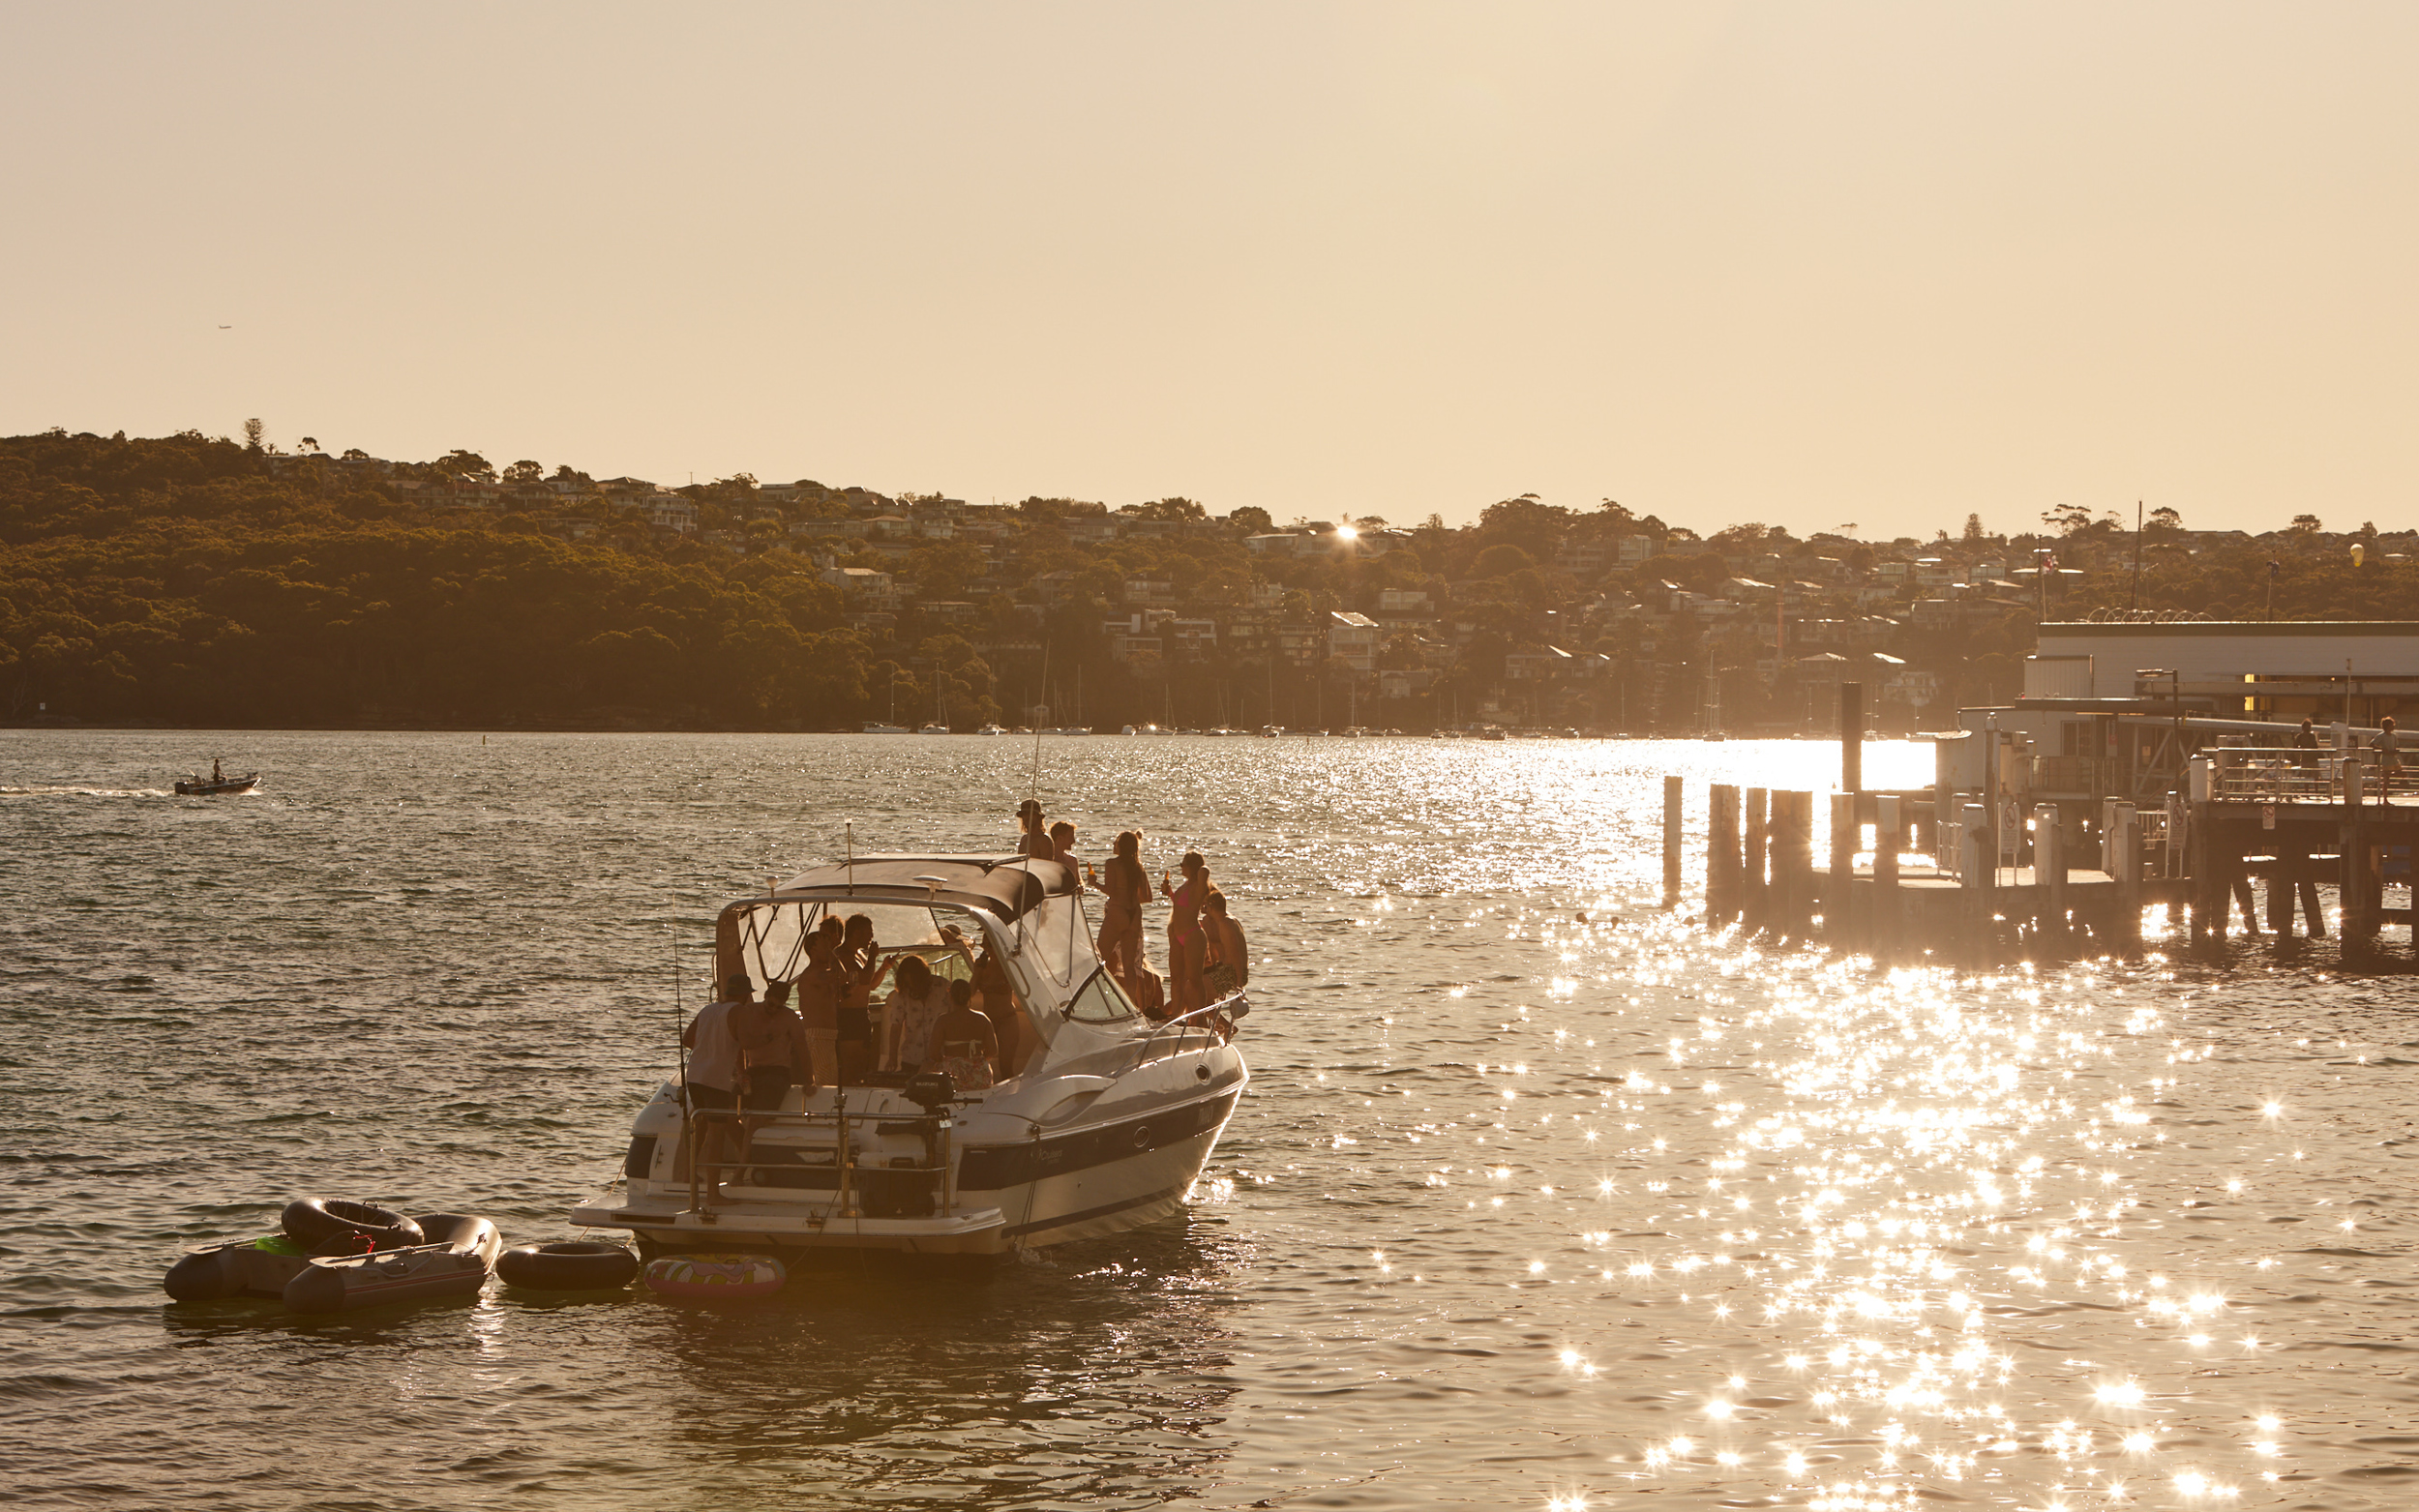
[642,1253,787,1299]
[281,1199,426,1256]
[497,1242,641,1291]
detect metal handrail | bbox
[1137,993,1247,1055]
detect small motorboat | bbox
[919,723,950,735]
[571,852,1250,1261]
[975,724,1007,736]
[164,1202,502,1312]
[174,773,259,796]
[861,723,910,735]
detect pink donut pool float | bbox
[642,1253,787,1299]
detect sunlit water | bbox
[3,731,2413,1510]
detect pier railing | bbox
[2206,749,2402,804]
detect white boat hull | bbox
[572,1055,1245,1259]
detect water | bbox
[4,730,2414,1510]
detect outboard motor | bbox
[903,1072,959,1114]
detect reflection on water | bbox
[3,733,2413,1509]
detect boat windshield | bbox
[722,897,972,988]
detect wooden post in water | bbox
[2035,802,2067,951]
[1708,785,1741,925]
[1662,775,1684,910]
[1872,794,1900,957]
[1777,791,1814,940]
[1961,800,1993,960]
[2106,800,2139,949]
[1828,791,1856,945]
[1744,787,1770,934]
[1839,682,1864,795]
[2264,843,2295,937]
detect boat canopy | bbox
[767,854,1076,922]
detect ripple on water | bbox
[2,731,2414,1508]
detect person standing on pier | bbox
[2377,716,2402,801]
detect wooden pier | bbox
[1657,705,2417,970]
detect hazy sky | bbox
[6,3,2413,540]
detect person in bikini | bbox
[926,978,1000,1091]
[791,925,848,1090]
[1096,830,1151,981]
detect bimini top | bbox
[765,853,1076,923]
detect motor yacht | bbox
[570,854,1249,1260]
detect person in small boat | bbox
[1203,889,1248,1001]
[211,757,223,784]
[927,978,999,1091]
[878,955,952,1076]
[1014,798,1052,858]
[1160,851,1210,1017]
[680,973,753,1177]
[1096,830,1151,979]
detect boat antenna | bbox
[1030,643,1050,803]
[670,925,690,1108]
[845,821,854,898]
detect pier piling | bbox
[1708,785,1741,925]
[1744,788,1770,934]
[1651,762,2406,970]
[1662,775,1684,910]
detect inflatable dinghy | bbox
[164,1205,501,1312]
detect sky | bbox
[5,2,2414,541]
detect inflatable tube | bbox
[283,1213,500,1314]
[642,1253,786,1299]
[497,1242,641,1291]
[281,1199,425,1256]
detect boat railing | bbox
[1138,993,1247,1056]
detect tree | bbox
[1962,513,1986,542]
[435,450,495,482]
[1471,544,1536,578]
[1122,496,1206,521]
[298,436,320,453]
[2290,514,2322,533]
[906,540,986,600]
[1227,506,1273,533]
[2043,502,2092,536]
[502,460,544,485]
[242,419,265,452]
[2146,506,2182,536]
[341,448,370,461]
